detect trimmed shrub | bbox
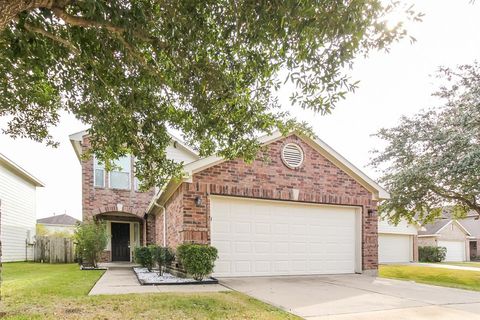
[177,244,218,281]
[150,246,175,276]
[419,246,446,262]
[134,246,154,271]
[74,221,108,268]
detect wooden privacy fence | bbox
[34,236,75,263]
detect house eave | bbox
[0,153,44,187]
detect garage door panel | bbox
[438,241,465,262]
[211,197,358,277]
[378,234,412,263]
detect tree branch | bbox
[22,21,80,54]
[430,186,480,214]
[51,7,165,48]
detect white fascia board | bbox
[69,130,87,163]
[0,153,45,187]
[306,134,389,200]
[146,178,183,214]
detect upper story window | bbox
[94,157,105,188]
[109,156,131,190]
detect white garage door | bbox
[210,197,360,277]
[378,234,412,263]
[438,241,465,262]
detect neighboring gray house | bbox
[418,209,480,262]
[0,153,44,261]
[456,214,480,261]
[37,214,80,236]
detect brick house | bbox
[71,130,389,276]
[69,130,198,262]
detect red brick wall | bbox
[164,187,185,247]
[81,136,155,244]
[162,134,379,271]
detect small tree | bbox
[177,244,218,281]
[150,246,175,276]
[134,246,154,271]
[36,224,49,236]
[74,221,108,268]
[371,63,480,224]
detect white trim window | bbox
[109,156,131,190]
[94,156,105,188]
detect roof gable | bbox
[148,131,389,213]
[183,131,389,200]
[69,130,199,163]
[419,219,472,237]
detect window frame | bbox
[108,156,132,190]
[93,156,106,188]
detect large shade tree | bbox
[372,63,480,224]
[0,1,419,188]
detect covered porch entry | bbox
[95,211,144,262]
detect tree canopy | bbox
[372,63,480,224]
[0,0,419,188]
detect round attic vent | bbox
[281,143,304,169]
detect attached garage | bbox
[210,196,362,277]
[378,217,418,264]
[149,132,391,277]
[438,240,466,262]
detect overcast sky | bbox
[1,1,479,221]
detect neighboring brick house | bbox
[147,132,389,276]
[69,130,199,262]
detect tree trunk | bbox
[0,0,64,31]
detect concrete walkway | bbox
[89,265,228,295]
[408,262,480,272]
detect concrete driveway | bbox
[220,274,480,319]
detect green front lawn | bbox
[380,264,480,292]
[2,263,299,319]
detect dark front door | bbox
[111,223,130,261]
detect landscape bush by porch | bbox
[177,244,218,281]
[134,246,154,271]
[74,221,108,268]
[419,246,447,263]
[150,246,175,276]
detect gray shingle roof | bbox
[418,219,451,235]
[458,216,480,237]
[37,214,80,226]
